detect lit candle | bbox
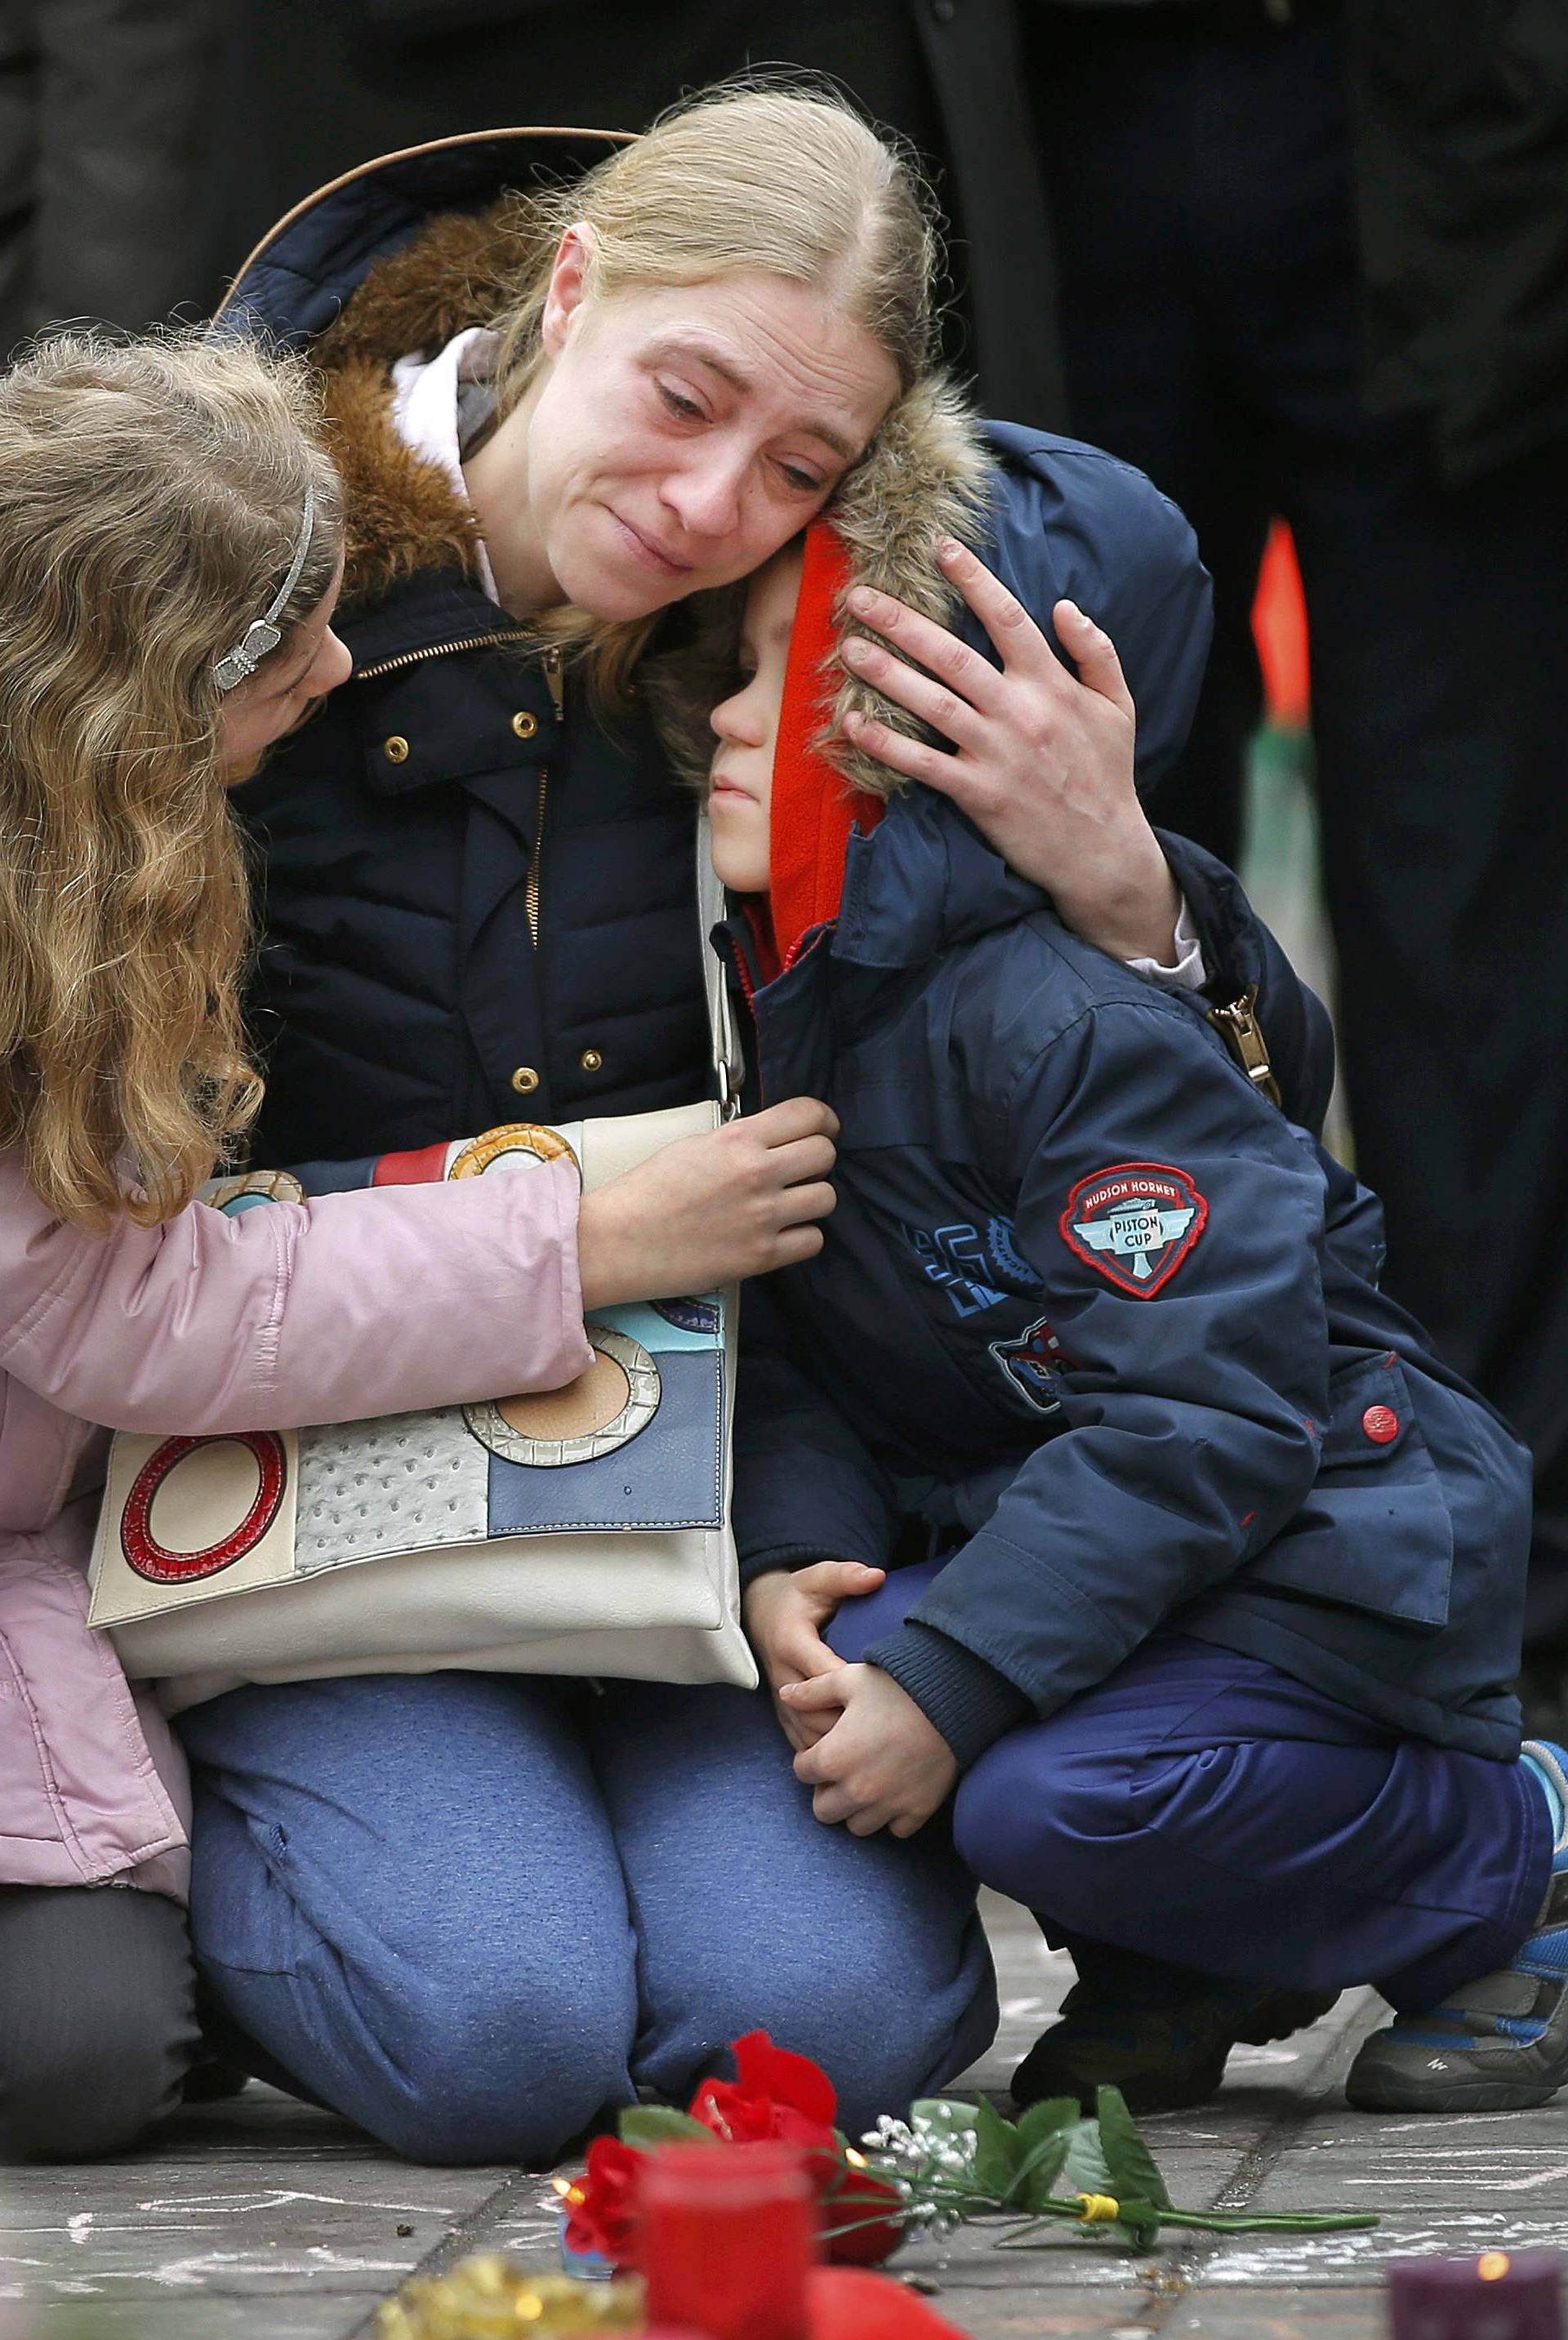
[639,2141,814,2340]
[1388,2252,1563,2340]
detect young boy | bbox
[696,501,1564,2121]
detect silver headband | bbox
[212,481,318,693]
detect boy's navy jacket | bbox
[726,798,1533,1767]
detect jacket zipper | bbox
[352,626,535,684]
[525,646,565,948]
[1207,984,1283,1108]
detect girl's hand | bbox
[743,1562,886,1751]
[577,1097,839,1309]
[784,1663,959,1838]
[840,541,1183,965]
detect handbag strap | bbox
[696,816,746,1121]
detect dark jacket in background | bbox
[198,0,1568,482]
[198,0,1063,430]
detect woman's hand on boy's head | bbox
[839,542,1183,965]
[785,1664,959,1838]
[743,1562,885,1751]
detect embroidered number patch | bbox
[1059,1162,1208,1297]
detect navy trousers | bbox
[831,1567,1550,2014]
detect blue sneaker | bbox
[1346,1741,1568,2112]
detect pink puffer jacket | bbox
[0,1148,590,1899]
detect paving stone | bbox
[5,1893,1567,2339]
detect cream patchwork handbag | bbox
[88,835,757,1712]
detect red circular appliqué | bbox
[1361,1405,1401,1446]
[121,1432,287,1584]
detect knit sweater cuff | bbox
[867,1622,1033,1771]
[737,1544,849,1589]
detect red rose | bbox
[819,2164,906,2267]
[563,2136,644,2268]
[689,2031,840,2173]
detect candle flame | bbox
[1477,2252,1512,2282]
[550,2176,586,2207]
[844,2149,868,2168]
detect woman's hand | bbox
[840,540,1183,965]
[577,1097,838,1308]
[784,1663,959,1838]
[743,1561,886,1751]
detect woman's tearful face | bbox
[519,246,898,622]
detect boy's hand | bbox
[743,1562,886,1751]
[784,1664,959,1837]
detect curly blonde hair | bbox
[0,333,343,1230]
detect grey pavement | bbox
[5,1892,1568,2338]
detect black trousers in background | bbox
[0,1884,197,2160]
[1027,3,1568,1650]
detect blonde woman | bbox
[183,78,1305,2167]
[0,334,842,2160]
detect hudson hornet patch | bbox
[1059,1161,1208,1298]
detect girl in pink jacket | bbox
[0,335,835,2159]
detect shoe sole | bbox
[1347,2066,1568,2114]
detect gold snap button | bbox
[579,1048,603,1073]
[383,735,410,764]
[511,711,539,741]
[510,1065,541,1095]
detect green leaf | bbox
[1014,2097,1080,2153]
[1094,2086,1172,2209]
[971,2095,1027,2200]
[1014,2132,1071,2212]
[1054,2115,1116,2202]
[619,2106,717,2150]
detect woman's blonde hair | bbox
[488,78,941,698]
[0,333,343,1230]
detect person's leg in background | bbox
[1023,2,1280,871]
[178,1673,641,2167]
[1028,1,1568,1698]
[0,1883,198,2161]
[4,0,221,353]
[590,1676,996,2141]
[1288,433,1568,1685]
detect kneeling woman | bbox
[0,336,842,2159]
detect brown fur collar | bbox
[314,198,998,780]
[314,203,546,605]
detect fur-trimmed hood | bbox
[310,204,541,608]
